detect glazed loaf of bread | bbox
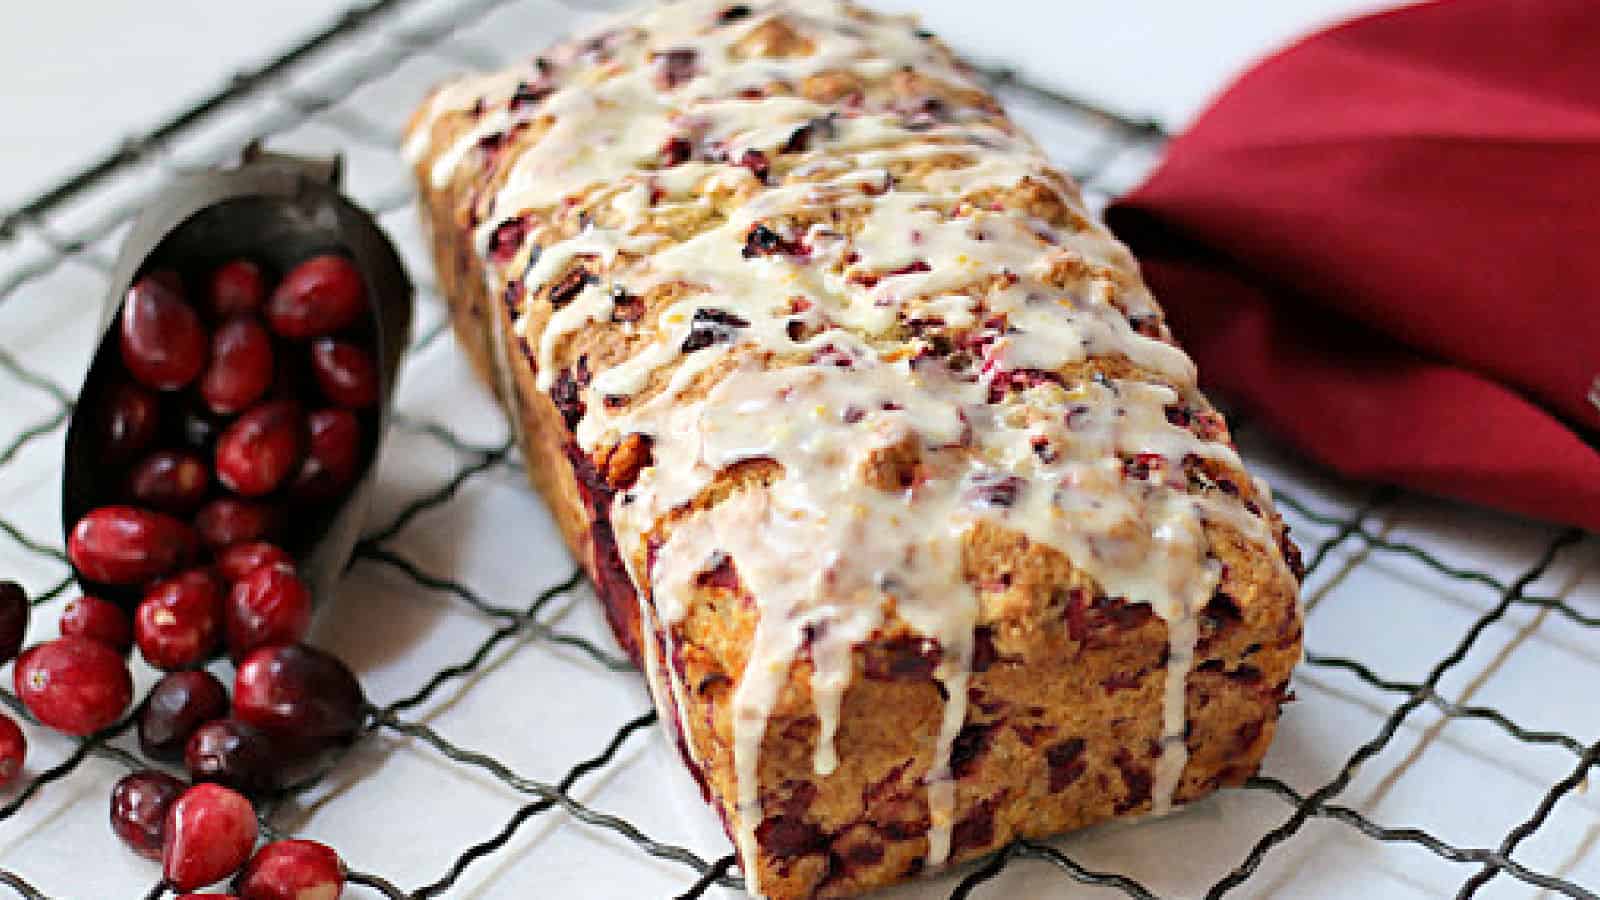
[405,2,1304,896]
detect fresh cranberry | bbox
[0,580,28,664]
[14,636,133,735]
[145,269,186,294]
[186,718,282,796]
[178,398,225,452]
[100,381,161,462]
[216,542,293,583]
[226,564,312,661]
[136,569,224,670]
[290,409,362,503]
[111,769,186,860]
[126,450,211,515]
[234,644,365,748]
[207,260,267,318]
[202,317,276,415]
[194,497,280,550]
[0,714,25,787]
[121,275,208,391]
[236,840,343,900]
[59,595,133,653]
[263,343,319,402]
[265,255,365,339]
[215,401,306,497]
[178,895,241,900]
[308,339,378,409]
[68,505,198,585]
[139,669,230,762]
[163,783,259,891]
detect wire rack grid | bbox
[0,0,1594,897]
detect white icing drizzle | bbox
[405,67,529,165]
[407,1,1295,893]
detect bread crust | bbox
[406,3,1304,896]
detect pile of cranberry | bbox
[0,254,386,896]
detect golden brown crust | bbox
[413,130,641,651]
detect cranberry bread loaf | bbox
[404,2,1304,896]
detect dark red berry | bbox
[0,714,25,787]
[234,644,365,747]
[163,783,259,891]
[226,564,312,661]
[68,505,198,585]
[194,497,280,550]
[546,267,596,308]
[201,317,276,415]
[136,569,224,670]
[265,255,365,339]
[186,719,281,796]
[101,381,161,462]
[216,542,293,583]
[145,269,186,294]
[126,450,211,515]
[653,46,698,90]
[742,223,801,258]
[59,595,133,654]
[14,636,133,735]
[139,669,230,762]
[681,307,751,353]
[236,840,343,900]
[736,148,771,183]
[178,399,225,452]
[207,260,267,318]
[263,343,318,403]
[0,580,28,665]
[121,275,208,391]
[660,134,692,166]
[111,769,186,860]
[179,895,241,900]
[308,339,379,409]
[487,216,530,264]
[215,401,306,497]
[290,409,362,503]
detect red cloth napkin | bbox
[1105,0,1600,532]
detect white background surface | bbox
[1,2,1596,899]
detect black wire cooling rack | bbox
[0,0,1594,897]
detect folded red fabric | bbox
[1106,0,1600,532]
